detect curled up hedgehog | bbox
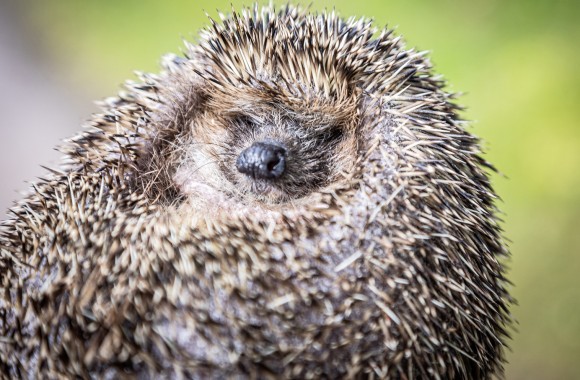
[0,5,511,379]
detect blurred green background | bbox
[1,0,579,378]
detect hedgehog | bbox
[0,5,511,379]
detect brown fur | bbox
[0,5,511,379]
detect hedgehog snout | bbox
[236,141,287,180]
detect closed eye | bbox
[319,128,344,146]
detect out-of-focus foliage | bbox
[21,0,580,378]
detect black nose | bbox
[236,141,287,180]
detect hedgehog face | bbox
[170,67,360,206]
[222,110,353,205]
[226,113,344,202]
[173,103,354,205]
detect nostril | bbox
[263,149,285,176]
[267,156,280,172]
[236,141,287,180]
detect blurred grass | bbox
[22,0,580,378]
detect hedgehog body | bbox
[0,6,510,379]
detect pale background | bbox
[1,1,579,378]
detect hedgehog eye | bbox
[226,115,256,141]
[319,128,344,145]
[231,114,257,130]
